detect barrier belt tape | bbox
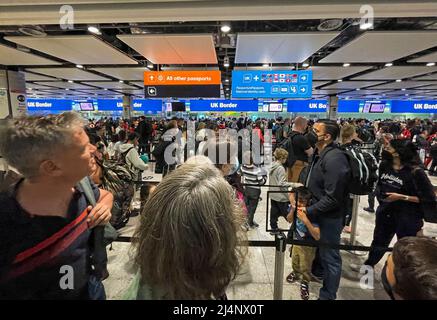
[113,235,392,252]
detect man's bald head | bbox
[293,117,308,133]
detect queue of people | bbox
[0,111,436,301]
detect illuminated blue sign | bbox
[391,100,437,113]
[287,100,327,112]
[231,70,312,98]
[27,99,72,114]
[189,99,259,112]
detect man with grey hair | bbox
[0,112,113,300]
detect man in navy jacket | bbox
[298,119,351,300]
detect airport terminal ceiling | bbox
[0,0,437,102]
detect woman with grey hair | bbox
[124,162,247,300]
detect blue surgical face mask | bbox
[227,158,240,176]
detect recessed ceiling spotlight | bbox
[68,80,73,83]
[401,88,406,91]
[87,26,101,35]
[76,64,83,69]
[302,62,309,68]
[405,94,409,96]
[119,80,124,83]
[337,79,343,82]
[225,79,229,82]
[343,63,350,67]
[396,79,402,82]
[224,56,230,68]
[65,88,69,91]
[221,23,231,33]
[426,62,436,67]
[385,63,393,67]
[147,62,154,69]
[356,88,360,91]
[104,88,108,91]
[262,63,269,68]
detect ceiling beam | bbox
[1,1,437,25]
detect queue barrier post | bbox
[273,232,287,300]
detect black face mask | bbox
[381,262,396,300]
[306,130,319,146]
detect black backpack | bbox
[277,132,300,168]
[340,145,378,195]
[96,156,135,230]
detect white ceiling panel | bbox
[82,81,137,89]
[112,88,144,93]
[353,66,437,80]
[313,81,331,88]
[409,51,437,63]
[235,32,339,64]
[322,81,384,90]
[0,44,60,66]
[5,35,138,65]
[26,83,59,89]
[117,34,217,64]
[24,72,58,81]
[90,67,149,81]
[25,68,109,81]
[320,32,437,63]
[414,73,437,80]
[343,89,391,95]
[368,81,437,90]
[313,89,350,95]
[419,85,437,90]
[383,89,437,95]
[310,66,372,80]
[35,81,96,90]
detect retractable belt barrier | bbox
[119,175,393,300]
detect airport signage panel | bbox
[189,99,259,112]
[287,100,327,112]
[144,71,221,98]
[391,100,437,113]
[338,100,392,113]
[27,99,72,113]
[231,70,312,98]
[96,99,122,111]
[133,99,163,113]
[97,99,162,113]
[338,100,361,113]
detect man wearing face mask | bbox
[381,237,437,300]
[297,119,351,300]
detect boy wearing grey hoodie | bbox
[269,148,302,235]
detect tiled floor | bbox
[103,169,437,300]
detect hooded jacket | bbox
[119,143,148,173]
[269,161,300,202]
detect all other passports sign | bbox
[231,70,312,98]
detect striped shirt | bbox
[241,164,267,190]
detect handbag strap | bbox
[78,177,97,206]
